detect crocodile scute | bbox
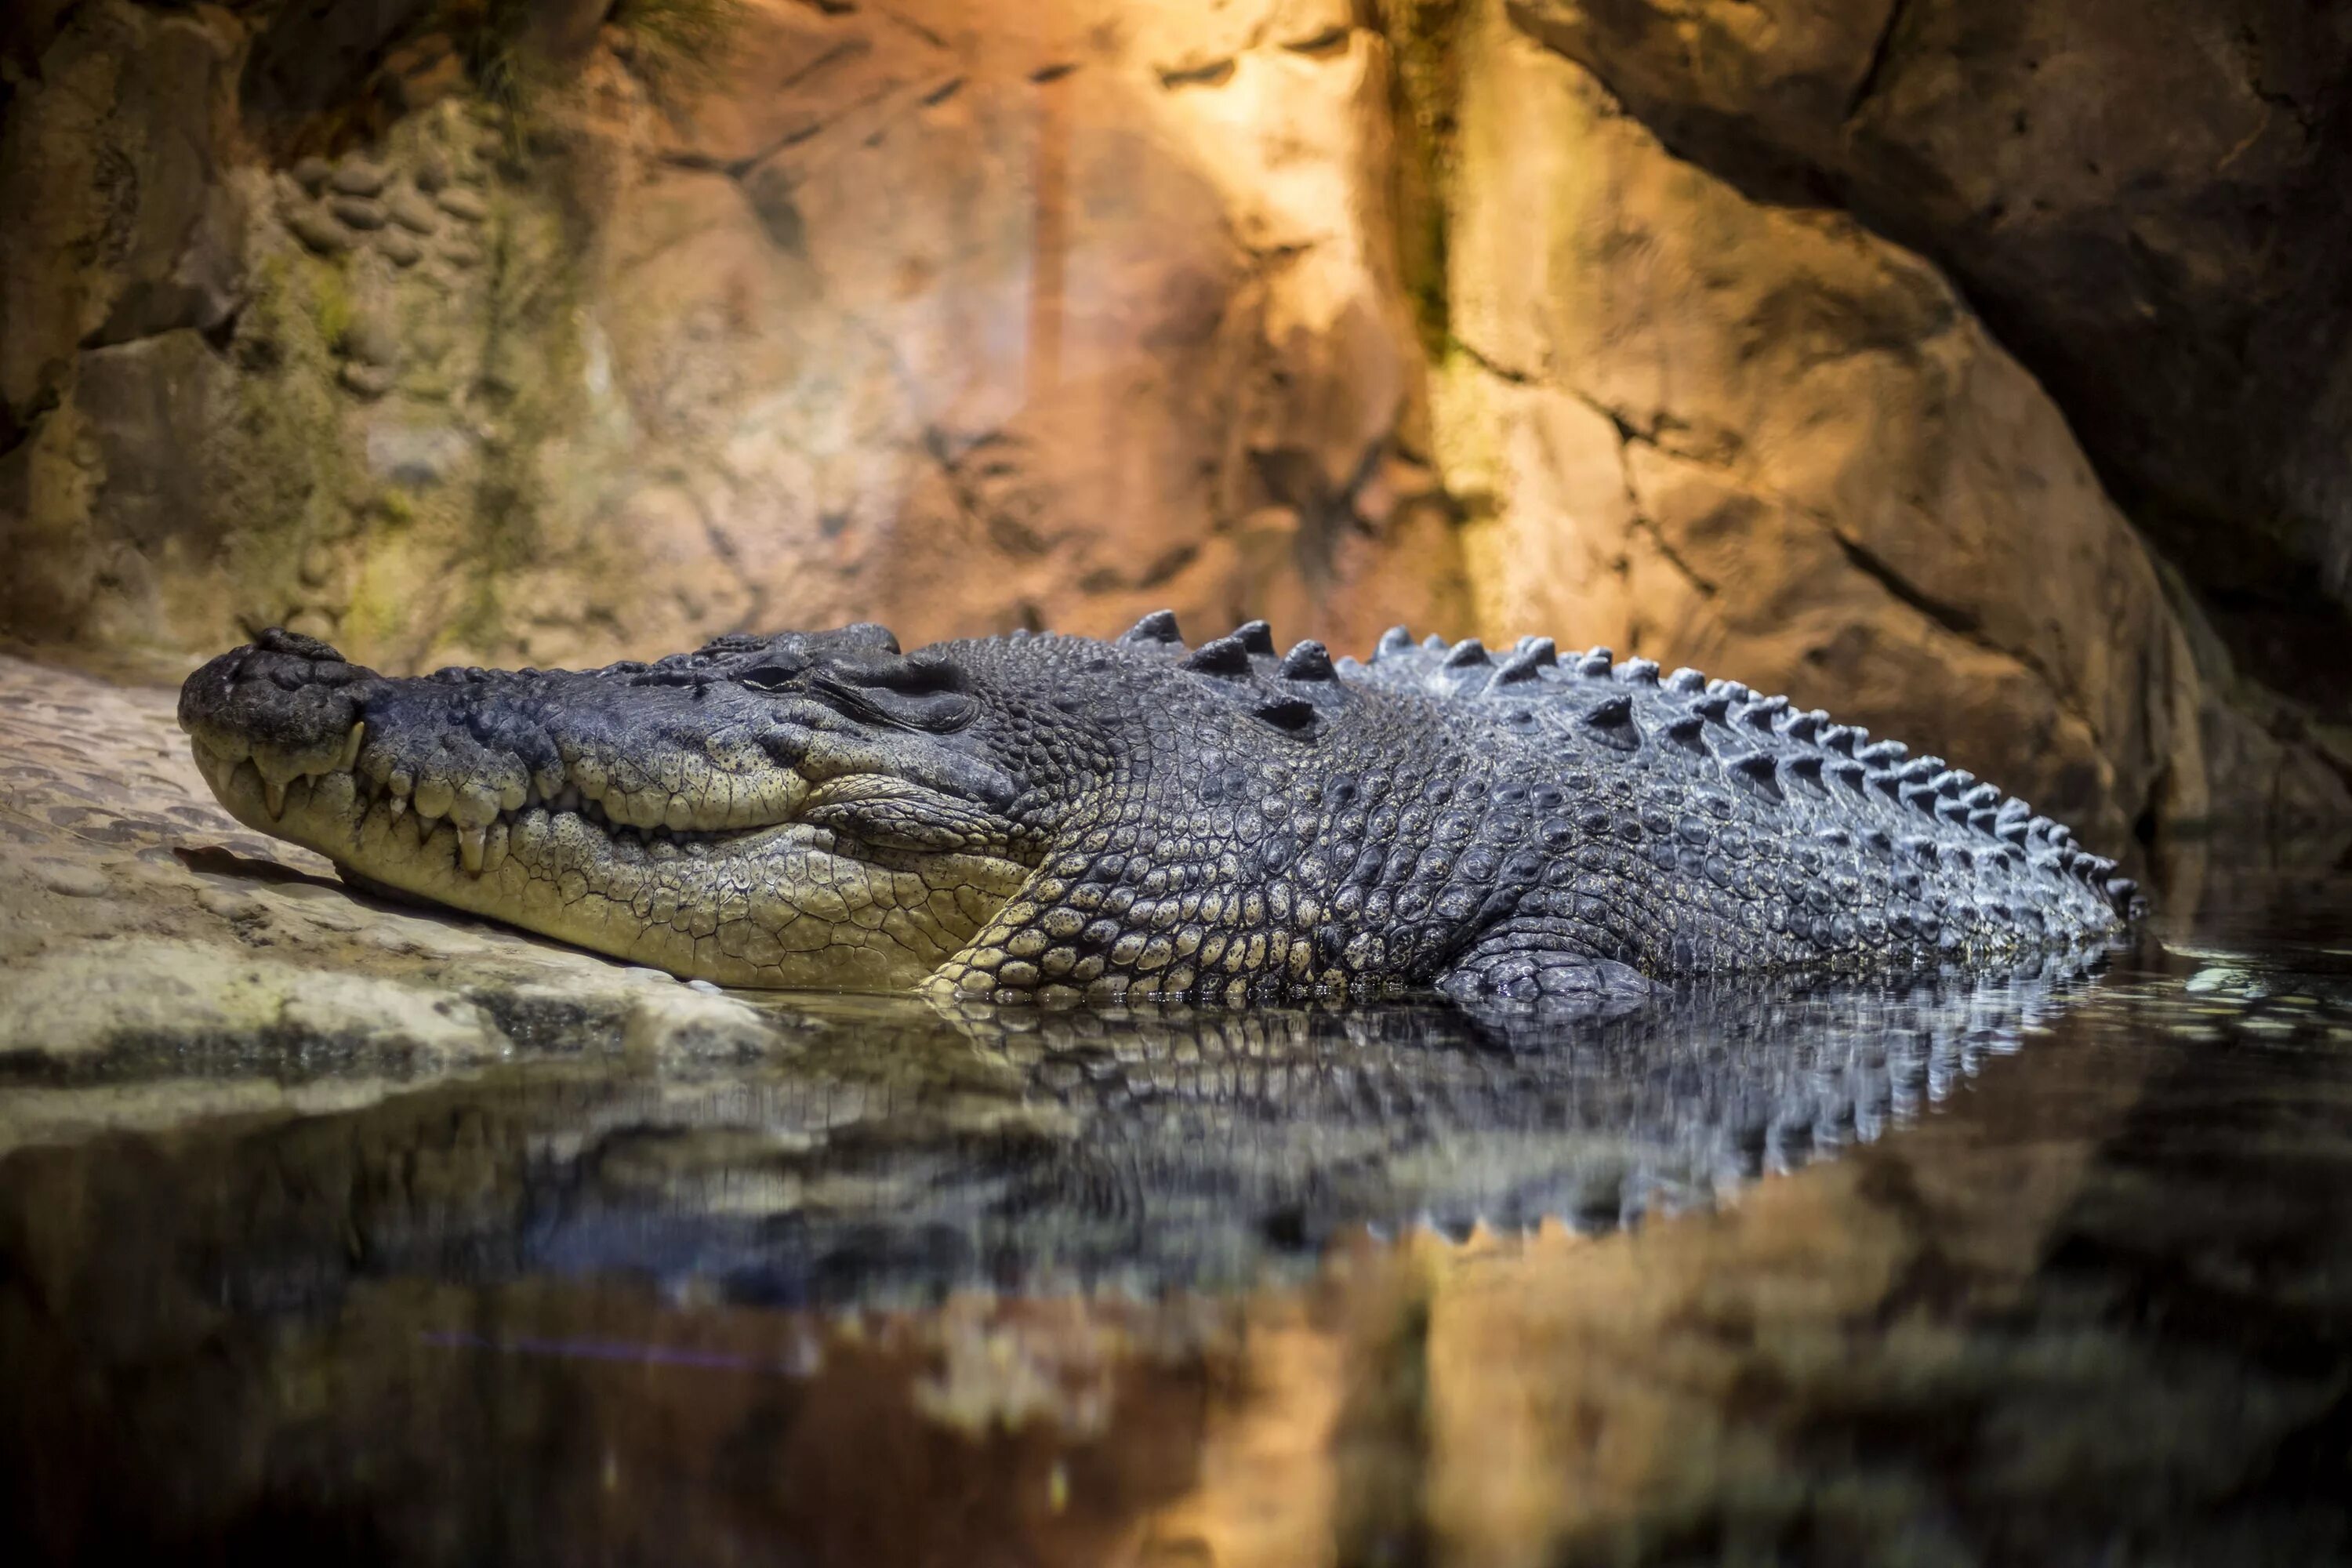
[176,615,2137,1009]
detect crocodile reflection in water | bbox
[2,957,2106,1308]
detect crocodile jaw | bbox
[188,736,1031,990]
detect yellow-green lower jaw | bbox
[190,740,1029,989]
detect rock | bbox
[1434,15,2217,840]
[386,187,440,234]
[1,8,249,367]
[340,314,398,368]
[365,423,473,485]
[239,0,438,129]
[74,332,225,564]
[329,158,388,196]
[1503,0,2352,708]
[31,862,109,898]
[376,228,423,267]
[434,186,488,222]
[328,195,388,230]
[339,362,397,399]
[292,155,334,193]
[282,205,353,254]
[390,50,469,113]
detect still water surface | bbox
[3,847,2348,1565]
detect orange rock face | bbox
[0,0,2345,839]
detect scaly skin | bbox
[177,616,2136,1007]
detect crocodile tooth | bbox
[459,824,487,875]
[452,782,501,829]
[339,721,365,771]
[412,778,455,823]
[263,776,288,819]
[481,821,509,876]
[388,793,408,822]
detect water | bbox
[3,847,2349,1566]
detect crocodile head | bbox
[179,626,1056,989]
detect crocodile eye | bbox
[739,664,800,692]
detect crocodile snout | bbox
[178,629,374,818]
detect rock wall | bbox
[1505,0,2352,706]
[2,0,2347,840]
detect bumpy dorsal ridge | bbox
[1182,636,1252,676]
[1495,639,1555,684]
[1727,750,1781,800]
[1280,641,1335,681]
[1122,609,1184,646]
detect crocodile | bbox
[177,616,2138,1007]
